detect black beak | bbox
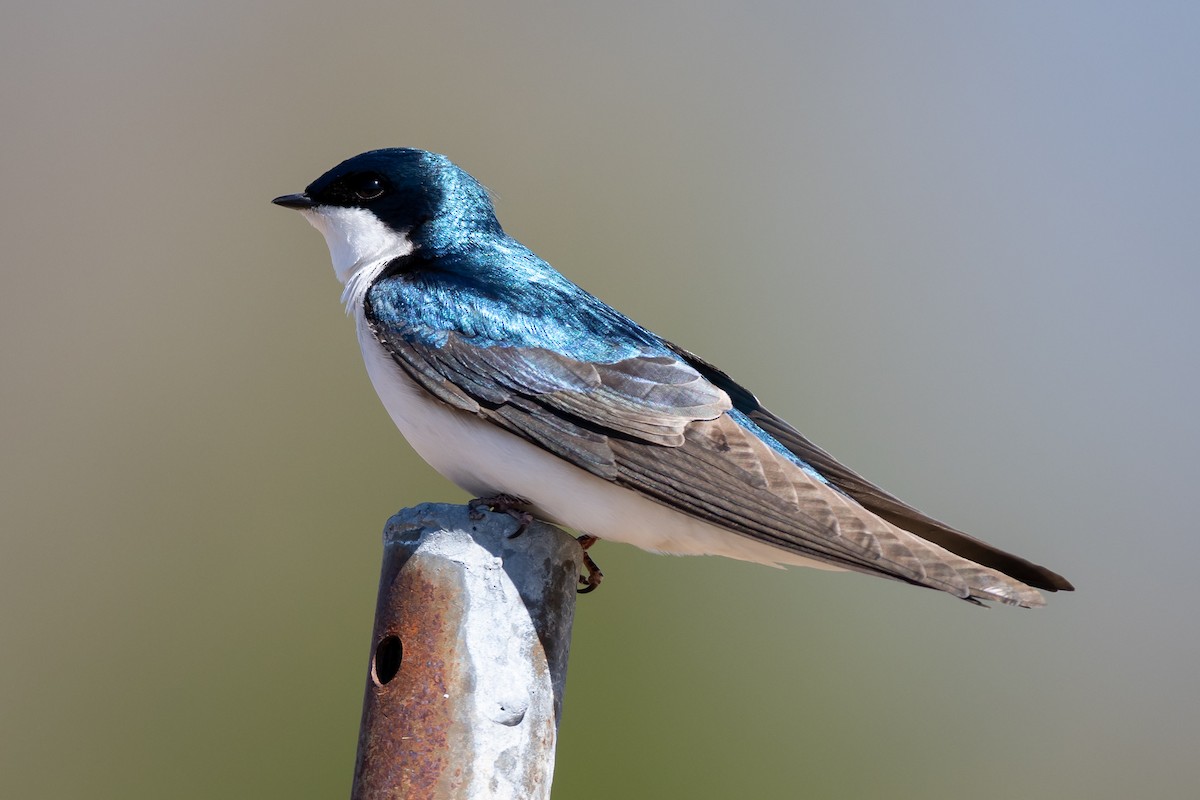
[272,193,315,209]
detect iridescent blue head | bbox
[273,148,502,283]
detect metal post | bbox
[351,503,583,800]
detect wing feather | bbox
[664,342,1075,593]
[367,311,1047,605]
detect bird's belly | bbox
[355,317,839,570]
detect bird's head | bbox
[273,148,500,284]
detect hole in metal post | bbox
[372,635,403,686]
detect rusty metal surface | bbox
[350,503,582,800]
[351,534,466,799]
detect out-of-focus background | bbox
[2,3,1197,798]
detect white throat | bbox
[300,206,414,311]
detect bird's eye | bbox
[353,175,386,201]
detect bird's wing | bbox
[664,343,1074,593]
[365,308,1045,606]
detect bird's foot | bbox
[469,493,534,538]
[577,534,604,594]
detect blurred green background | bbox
[2,2,1197,797]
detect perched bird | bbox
[273,148,1072,607]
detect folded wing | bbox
[369,286,1061,606]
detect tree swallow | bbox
[273,148,1073,607]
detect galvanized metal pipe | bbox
[351,503,583,800]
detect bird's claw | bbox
[577,534,604,594]
[469,493,534,538]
